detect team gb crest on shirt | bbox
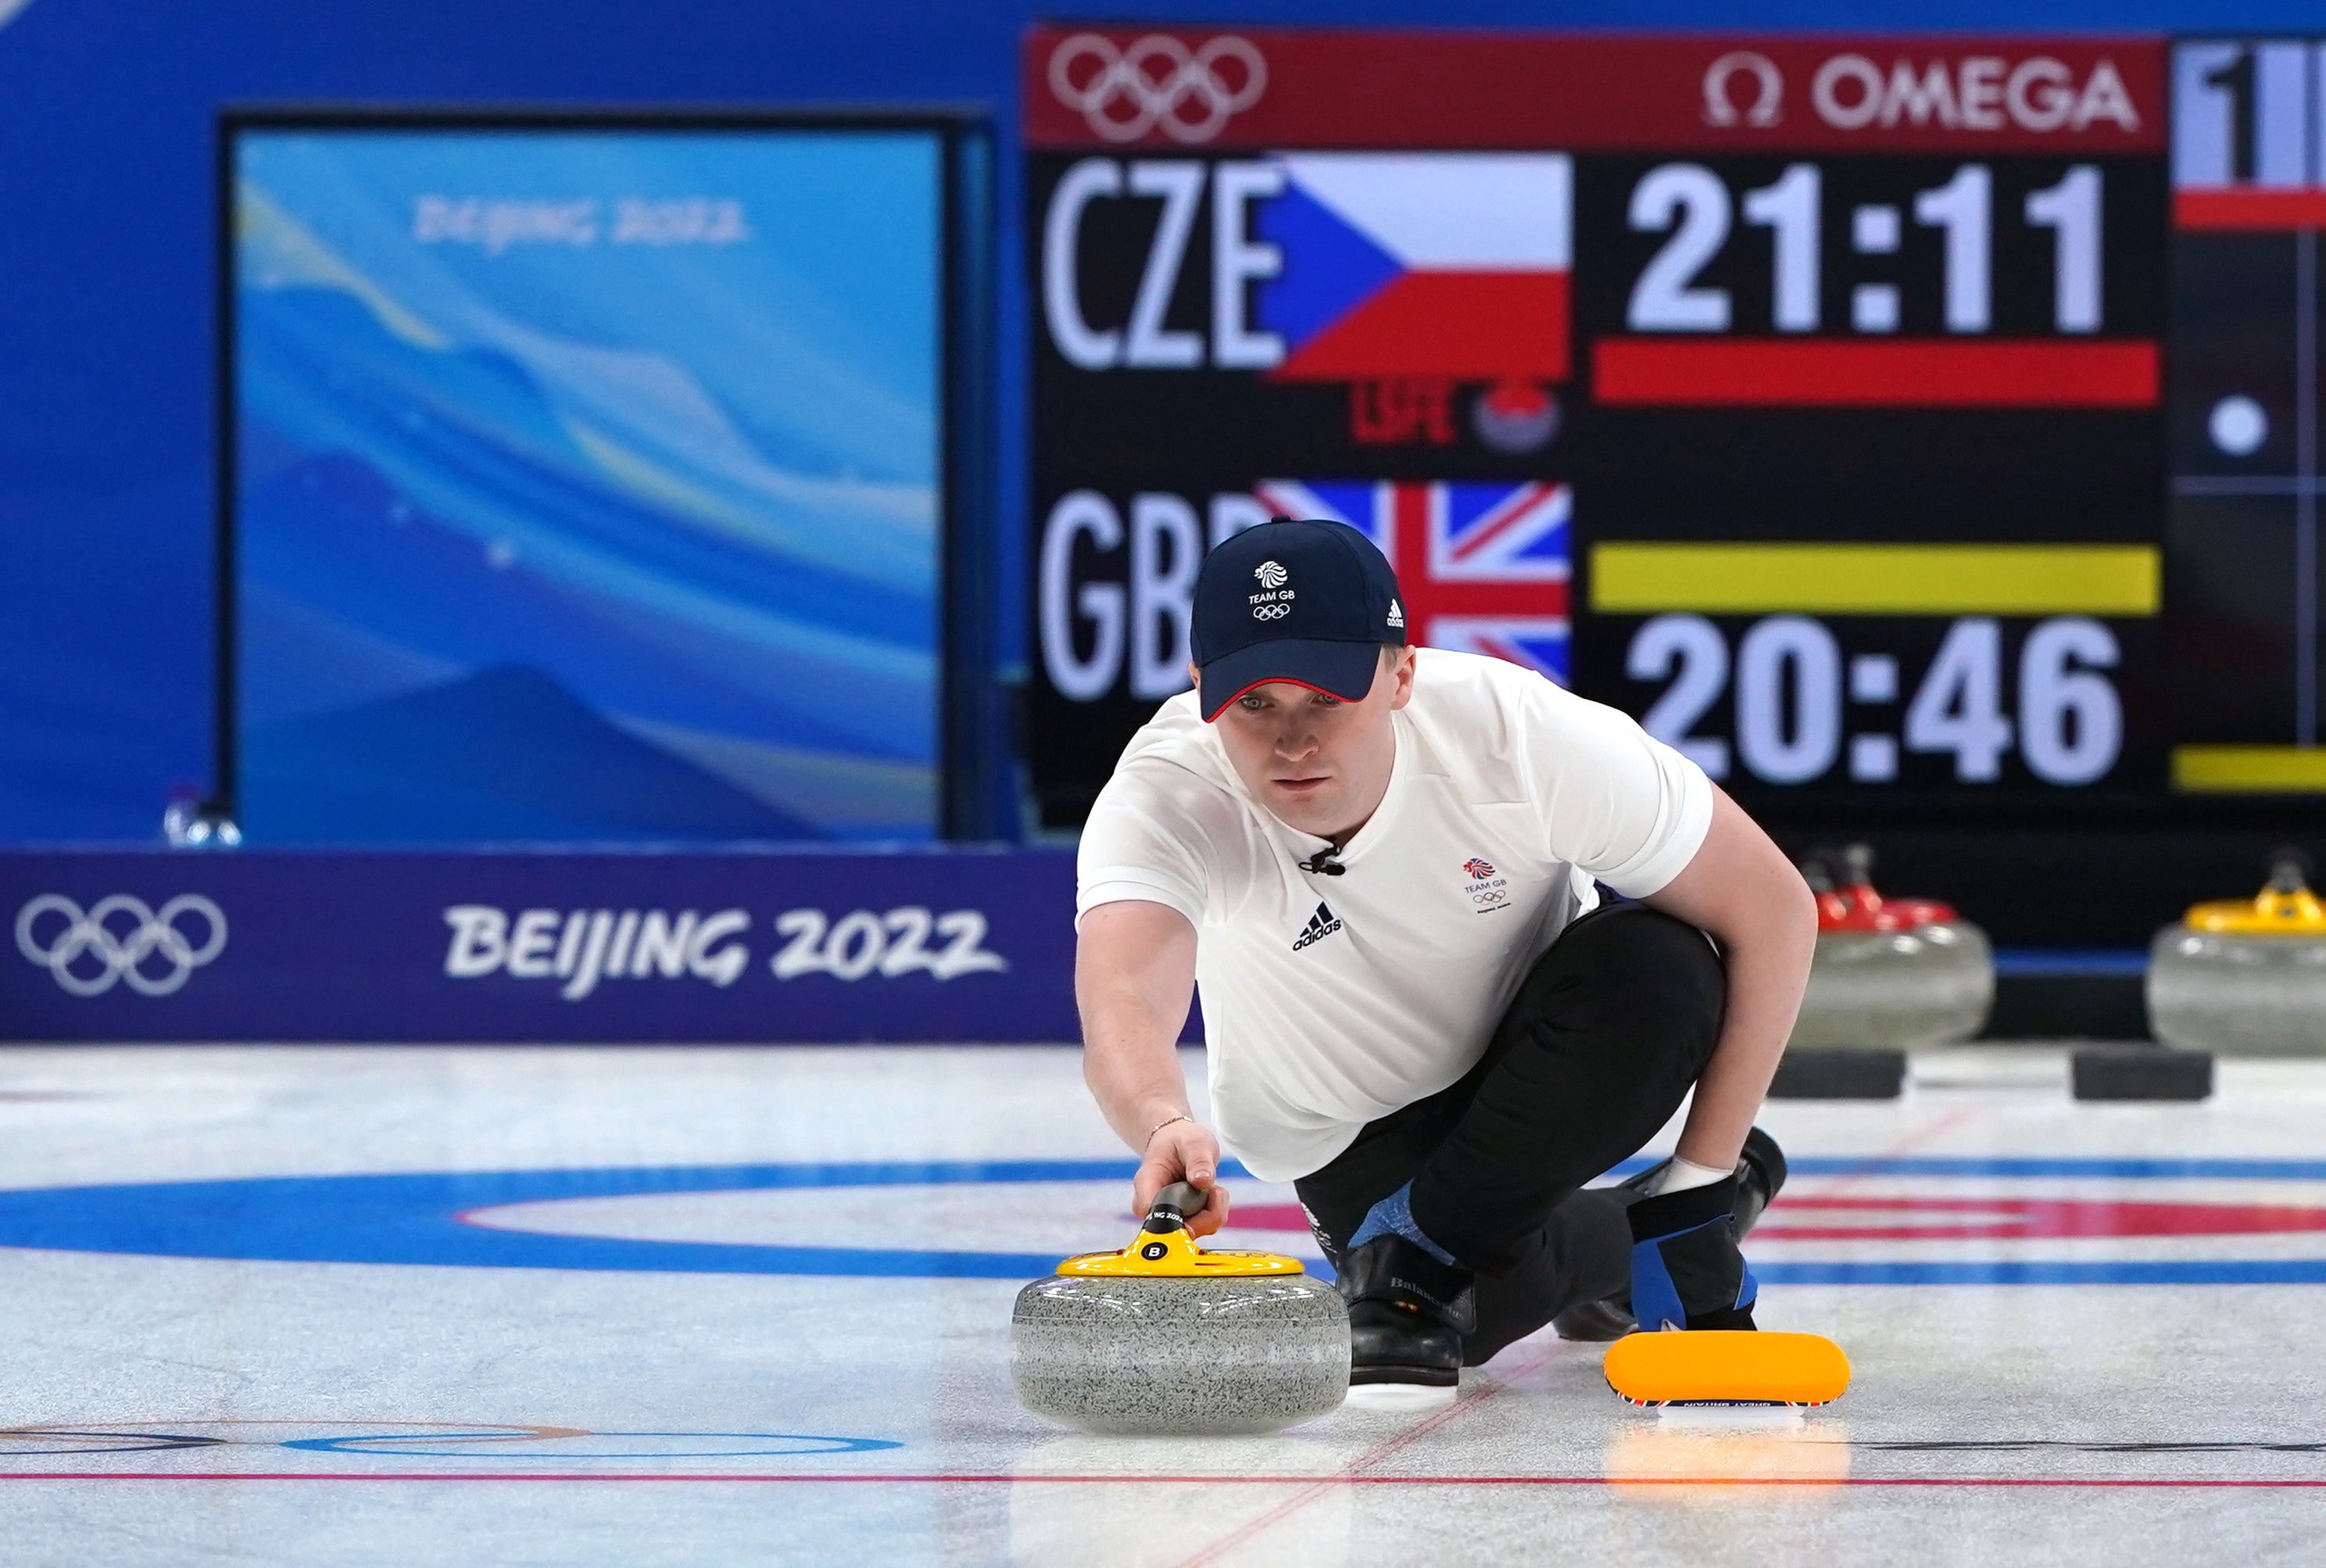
[1463,857,1511,913]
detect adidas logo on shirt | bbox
[1290,900,1344,952]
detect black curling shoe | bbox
[1549,1125,1789,1343]
[1334,1234,1476,1387]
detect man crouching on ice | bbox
[1072,517,1816,1393]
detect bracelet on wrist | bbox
[1145,1112,1192,1148]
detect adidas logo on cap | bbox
[1290,900,1344,952]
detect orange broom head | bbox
[1604,1331,1852,1408]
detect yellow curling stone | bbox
[1010,1183,1350,1435]
[2147,850,2326,1056]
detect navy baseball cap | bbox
[1192,517,1407,721]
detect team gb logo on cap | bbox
[1250,560,1294,620]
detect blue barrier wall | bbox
[1,0,2317,841]
[1,847,1091,1041]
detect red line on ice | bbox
[1225,1194,2326,1245]
[0,1473,2319,1488]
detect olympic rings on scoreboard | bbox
[13,893,228,997]
[1047,33,1267,145]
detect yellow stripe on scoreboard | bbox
[2172,746,2326,794]
[1589,544,2161,616]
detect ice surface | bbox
[0,1044,2320,1565]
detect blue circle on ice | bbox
[280,1430,902,1458]
[1,1156,2324,1284]
[2209,394,2269,456]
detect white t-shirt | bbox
[1076,649,1713,1183]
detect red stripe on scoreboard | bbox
[2175,189,2326,232]
[1592,338,2161,408]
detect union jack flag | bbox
[1251,479,1570,686]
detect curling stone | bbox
[2147,849,2326,1056]
[1786,844,1993,1054]
[1011,1183,1349,1436]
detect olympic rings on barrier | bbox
[1047,33,1266,145]
[14,893,228,997]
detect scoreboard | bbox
[1022,30,2320,832]
[2168,39,2326,795]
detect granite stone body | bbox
[1011,1273,1350,1435]
[1788,921,1994,1051]
[2148,928,2326,1055]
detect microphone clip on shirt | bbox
[1299,850,1346,876]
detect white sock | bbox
[1647,1156,1731,1197]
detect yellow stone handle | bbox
[1049,1183,1305,1278]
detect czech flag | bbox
[1254,154,1573,385]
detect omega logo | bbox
[1702,52,1783,128]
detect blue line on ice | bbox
[0,1157,2321,1283]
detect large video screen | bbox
[229,119,947,843]
[1022,28,2326,828]
[2167,38,2326,791]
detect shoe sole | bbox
[1344,1381,1460,1412]
[1350,1364,1458,1387]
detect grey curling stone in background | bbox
[1788,920,1992,1051]
[1787,848,1995,1054]
[2147,850,2326,1057]
[1011,1182,1350,1436]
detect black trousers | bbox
[1293,902,1727,1364]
